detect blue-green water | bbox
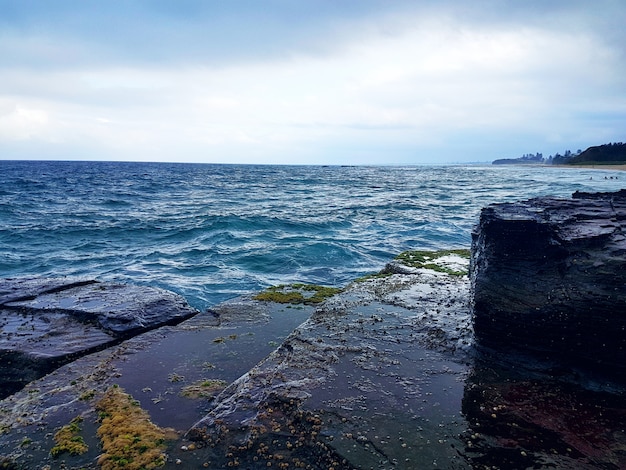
[0,161,622,310]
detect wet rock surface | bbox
[1,249,626,469]
[0,277,198,398]
[471,190,626,382]
[0,291,314,469]
[186,269,473,469]
[462,361,626,469]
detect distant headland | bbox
[492,142,626,167]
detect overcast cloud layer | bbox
[0,0,625,164]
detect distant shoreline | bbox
[495,163,626,171]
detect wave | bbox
[0,161,621,310]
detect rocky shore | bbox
[471,188,626,384]
[0,278,198,399]
[1,190,626,469]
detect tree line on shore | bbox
[493,142,626,166]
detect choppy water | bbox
[0,161,622,310]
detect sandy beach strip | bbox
[554,164,626,171]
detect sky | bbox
[0,0,625,165]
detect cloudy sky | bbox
[1,0,625,165]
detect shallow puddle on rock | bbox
[112,304,314,430]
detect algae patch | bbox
[395,249,470,276]
[50,416,88,457]
[180,379,228,399]
[96,385,170,470]
[254,283,342,305]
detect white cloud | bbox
[0,2,624,163]
[0,101,50,140]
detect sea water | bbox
[0,161,622,311]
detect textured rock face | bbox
[0,277,198,397]
[3,254,626,469]
[186,269,473,469]
[471,190,626,380]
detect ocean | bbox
[0,160,622,311]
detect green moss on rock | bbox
[50,416,88,457]
[96,386,168,470]
[394,249,470,276]
[254,283,343,305]
[181,379,229,399]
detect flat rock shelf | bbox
[0,278,198,398]
[1,246,625,469]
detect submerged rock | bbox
[0,277,198,398]
[471,190,626,382]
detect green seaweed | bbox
[180,379,228,399]
[96,386,169,470]
[20,437,32,448]
[394,249,471,276]
[254,283,343,305]
[168,373,185,382]
[79,389,96,401]
[50,416,88,457]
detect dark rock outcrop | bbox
[471,190,626,382]
[0,277,198,397]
